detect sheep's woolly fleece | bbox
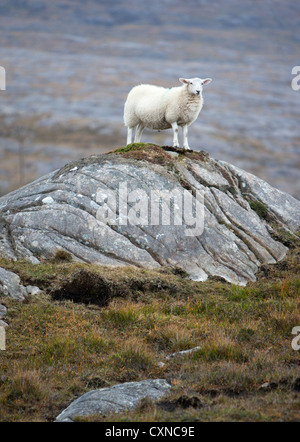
[124,77,212,149]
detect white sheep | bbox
[124,77,212,150]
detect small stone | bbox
[26,256,41,265]
[26,286,41,296]
[259,382,270,390]
[42,196,54,205]
[166,346,201,360]
[157,361,166,368]
[259,382,277,391]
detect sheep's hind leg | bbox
[127,127,134,145]
[182,125,190,150]
[171,122,179,148]
[134,124,144,143]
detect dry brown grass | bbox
[0,238,299,421]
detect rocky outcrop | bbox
[55,379,172,422]
[0,266,41,302]
[0,267,41,324]
[0,144,299,285]
[0,267,28,301]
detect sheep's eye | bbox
[190,82,193,85]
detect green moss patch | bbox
[249,199,269,220]
[114,143,209,165]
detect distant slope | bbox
[1,0,300,32]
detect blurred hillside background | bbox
[0,0,299,198]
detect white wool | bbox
[123,77,212,150]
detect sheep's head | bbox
[179,77,212,96]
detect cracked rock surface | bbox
[0,267,28,301]
[55,378,171,422]
[0,144,299,285]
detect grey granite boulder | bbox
[55,379,172,422]
[0,267,28,301]
[0,144,299,285]
[0,304,7,319]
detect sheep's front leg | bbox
[171,122,179,148]
[127,127,134,145]
[182,125,190,150]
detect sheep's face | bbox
[179,77,212,96]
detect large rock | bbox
[55,379,172,422]
[0,303,7,319]
[0,144,299,285]
[0,267,28,301]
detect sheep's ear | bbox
[202,78,212,85]
[179,78,189,85]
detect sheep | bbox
[124,77,212,150]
